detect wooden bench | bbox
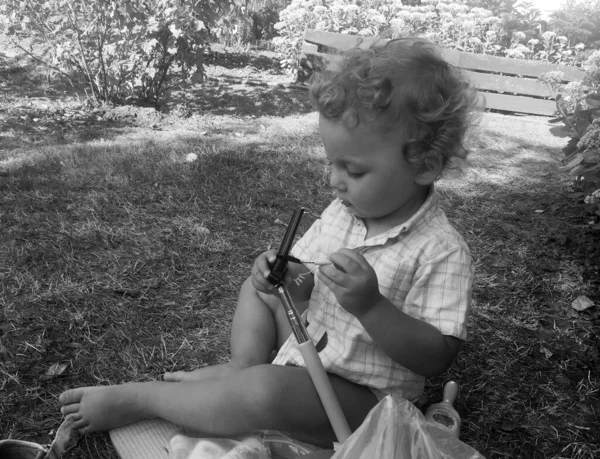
[296,29,586,117]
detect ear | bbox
[415,153,443,186]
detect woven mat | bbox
[109,420,321,459]
[109,419,179,459]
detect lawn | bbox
[1,45,599,459]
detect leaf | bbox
[569,164,587,176]
[559,153,583,172]
[142,278,161,289]
[562,137,579,156]
[43,362,69,380]
[540,345,553,359]
[586,94,600,108]
[572,296,594,311]
[583,150,600,161]
[192,225,210,235]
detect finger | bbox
[253,276,275,293]
[337,247,370,266]
[256,258,275,278]
[329,250,362,274]
[318,263,349,287]
[317,268,337,292]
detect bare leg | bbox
[60,364,377,446]
[164,277,301,382]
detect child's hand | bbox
[318,248,382,318]
[250,249,279,294]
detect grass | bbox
[1,48,599,459]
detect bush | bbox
[252,6,282,41]
[273,0,591,72]
[273,0,394,71]
[0,0,231,105]
[552,50,600,226]
[213,6,254,48]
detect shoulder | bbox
[406,205,472,264]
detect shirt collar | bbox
[344,186,438,245]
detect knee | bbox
[238,365,281,409]
[241,276,280,312]
[234,365,293,427]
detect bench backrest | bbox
[297,29,586,117]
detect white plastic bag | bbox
[331,396,485,459]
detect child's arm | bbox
[318,248,463,378]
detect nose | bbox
[329,166,347,192]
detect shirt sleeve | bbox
[402,247,474,340]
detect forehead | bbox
[318,115,404,158]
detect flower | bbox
[513,31,526,42]
[486,30,497,40]
[505,48,525,58]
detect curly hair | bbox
[309,37,480,173]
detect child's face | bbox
[319,115,432,230]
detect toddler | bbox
[59,37,478,448]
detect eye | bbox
[346,170,365,178]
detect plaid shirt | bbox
[272,189,474,401]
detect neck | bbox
[364,186,430,239]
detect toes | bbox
[71,419,89,432]
[59,388,84,406]
[64,412,82,421]
[61,403,81,416]
[163,371,183,382]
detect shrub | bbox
[213,5,254,48]
[273,0,590,72]
[0,0,231,105]
[252,6,282,40]
[553,50,600,226]
[272,0,394,72]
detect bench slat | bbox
[481,93,557,116]
[457,52,585,80]
[465,70,554,98]
[304,29,382,50]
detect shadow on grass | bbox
[165,82,314,118]
[204,49,283,73]
[1,120,599,459]
[0,56,88,99]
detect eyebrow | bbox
[330,158,368,168]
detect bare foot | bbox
[59,384,149,433]
[163,362,244,382]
